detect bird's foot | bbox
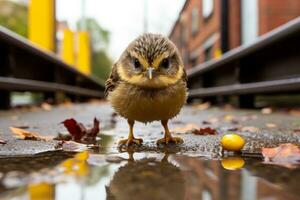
[118,137,143,146]
[156,136,183,145]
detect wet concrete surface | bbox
[0,102,300,199]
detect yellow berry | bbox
[221,133,245,151]
[221,157,245,170]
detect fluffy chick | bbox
[105,33,187,146]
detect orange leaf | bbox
[10,127,52,141]
[262,143,300,168]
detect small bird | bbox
[105,33,187,146]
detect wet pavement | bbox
[0,102,300,200]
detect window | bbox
[189,57,197,68]
[202,189,212,200]
[204,46,213,62]
[191,7,199,35]
[202,0,214,19]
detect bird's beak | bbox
[147,67,154,80]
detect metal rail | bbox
[187,17,300,108]
[0,26,105,109]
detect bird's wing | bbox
[182,67,188,83]
[105,63,120,97]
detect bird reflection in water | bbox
[106,151,185,200]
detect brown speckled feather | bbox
[182,68,187,83]
[105,63,120,97]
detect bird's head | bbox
[116,33,185,88]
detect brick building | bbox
[169,0,300,69]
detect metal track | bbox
[187,17,300,107]
[0,26,105,108]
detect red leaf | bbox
[87,118,100,137]
[262,143,300,168]
[61,118,100,143]
[62,118,86,141]
[193,127,217,135]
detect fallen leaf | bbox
[171,123,200,133]
[58,101,73,108]
[289,109,300,117]
[261,107,273,114]
[240,126,259,133]
[194,102,211,110]
[10,127,52,141]
[223,114,235,122]
[62,119,86,141]
[207,117,219,124]
[61,118,100,143]
[262,143,300,168]
[266,123,277,128]
[41,103,52,111]
[0,138,7,144]
[220,126,240,132]
[202,120,211,125]
[12,125,29,129]
[292,129,300,133]
[193,127,217,135]
[223,104,234,110]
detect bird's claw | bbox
[118,137,143,146]
[156,136,183,145]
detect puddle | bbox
[0,149,299,200]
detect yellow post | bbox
[77,31,91,74]
[28,0,55,51]
[214,48,222,59]
[28,183,55,200]
[61,29,75,66]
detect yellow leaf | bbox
[266,123,277,128]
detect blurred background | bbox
[0,0,299,107]
[0,0,185,80]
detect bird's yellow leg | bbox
[157,120,183,145]
[118,120,143,146]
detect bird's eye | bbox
[160,58,169,69]
[134,59,141,69]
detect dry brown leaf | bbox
[0,138,7,144]
[10,127,52,141]
[207,117,219,124]
[289,109,300,117]
[194,102,211,110]
[41,103,52,111]
[262,143,300,168]
[292,129,300,133]
[192,127,217,135]
[171,123,200,133]
[261,107,273,114]
[240,126,259,133]
[266,123,277,128]
[223,104,234,110]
